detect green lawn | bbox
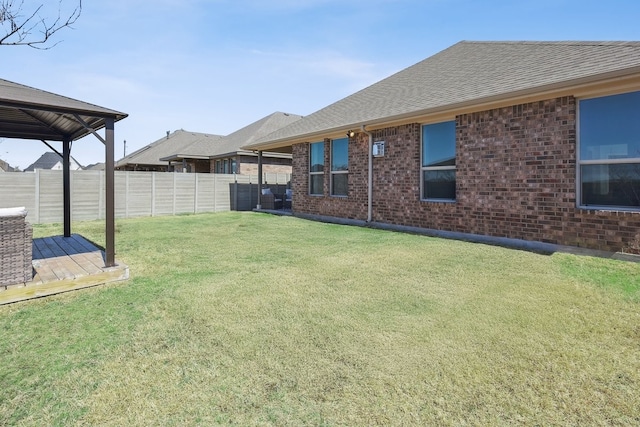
[1,212,639,426]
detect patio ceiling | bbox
[0,78,127,267]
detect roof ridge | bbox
[458,40,640,46]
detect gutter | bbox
[361,124,373,223]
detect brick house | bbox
[116,130,224,172]
[116,112,300,173]
[160,112,301,174]
[245,41,640,253]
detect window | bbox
[331,138,348,196]
[422,121,456,200]
[309,141,324,195]
[215,160,222,173]
[231,159,237,174]
[579,91,640,209]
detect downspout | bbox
[361,124,373,223]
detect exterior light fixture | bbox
[346,130,355,138]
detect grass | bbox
[1,212,639,426]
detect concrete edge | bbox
[293,212,640,263]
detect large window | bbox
[331,138,348,196]
[579,91,640,209]
[422,121,456,201]
[214,158,236,174]
[309,141,324,195]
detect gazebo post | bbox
[105,118,115,267]
[63,137,71,237]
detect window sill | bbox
[579,204,640,213]
[421,198,456,204]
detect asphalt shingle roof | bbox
[164,112,302,160]
[246,41,640,148]
[24,151,83,171]
[116,130,223,167]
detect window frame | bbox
[309,141,324,196]
[420,120,457,202]
[330,137,349,197]
[577,91,640,211]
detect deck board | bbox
[33,238,56,260]
[1,234,129,305]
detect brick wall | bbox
[292,96,640,253]
[292,138,368,219]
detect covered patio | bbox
[0,78,128,304]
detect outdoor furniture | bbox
[0,207,33,287]
[261,188,282,210]
[284,188,292,210]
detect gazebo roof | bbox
[0,78,127,141]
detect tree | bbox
[0,0,81,48]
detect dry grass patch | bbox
[1,212,639,425]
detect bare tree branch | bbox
[0,0,82,48]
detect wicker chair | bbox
[0,207,33,287]
[284,188,292,210]
[261,188,282,210]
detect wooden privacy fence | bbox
[0,170,291,224]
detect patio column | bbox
[257,150,263,209]
[105,118,115,267]
[62,137,71,237]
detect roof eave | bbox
[235,150,293,159]
[0,100,128,121]
[159,154,211,162]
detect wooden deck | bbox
[0,234,129,305]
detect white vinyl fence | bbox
[0,170,291,224]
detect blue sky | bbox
[1,0,639,169]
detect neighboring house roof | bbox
[0,159,18,172]
[24,151,83,171]
[116,130,223,168]
[84,162,105,170]
[245,41,640,150]
[161,112,302,162]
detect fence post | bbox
[34,169,40,224]
[98,170,102,220]
[173,172,177,215]
[151,172,156,217]
[234,173,238,211]
[213,174,217,212]
[125,171,130,218]
[194,173,198,214]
